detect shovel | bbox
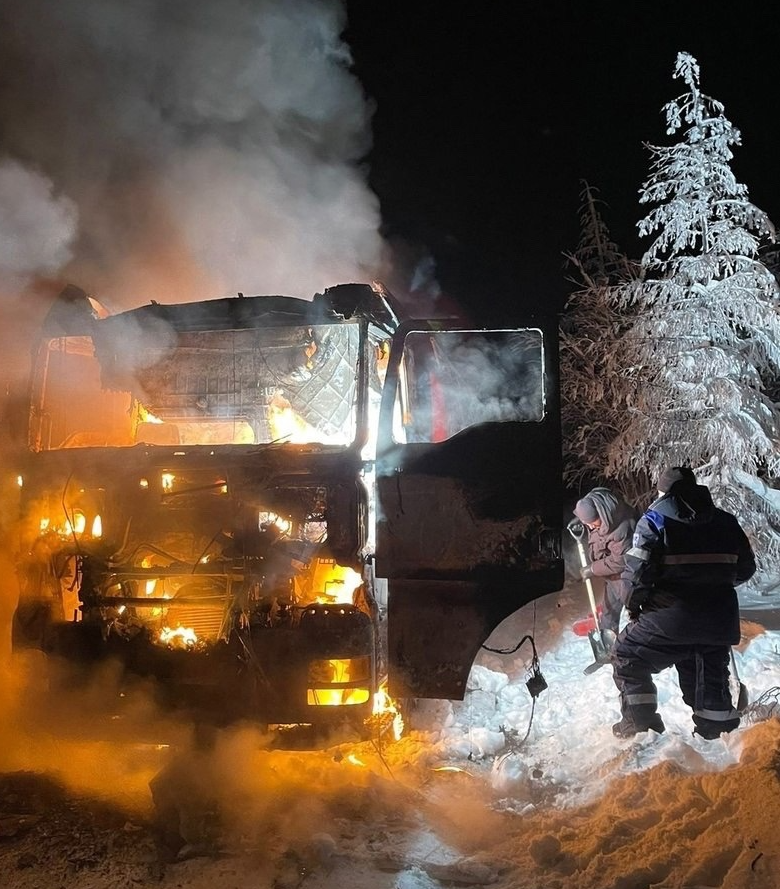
[567,520,613,673]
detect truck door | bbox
[375,319,564,700]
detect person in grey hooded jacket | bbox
[573,487,639,635]
[611,466,756,740]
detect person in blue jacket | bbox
[611,466,756,740]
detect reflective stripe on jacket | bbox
[622,483,755,646]
[623,486,755,597]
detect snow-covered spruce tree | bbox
[560,182,640,497]
[606,51,780,578]
[758,241,780,405]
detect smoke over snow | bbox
[0,0,386,310]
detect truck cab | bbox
[11,282,563,731]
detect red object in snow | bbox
[573,606,603,637]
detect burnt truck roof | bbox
[39,282,400,340]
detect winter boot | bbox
[693,714,740,740]
[612,713,665,739]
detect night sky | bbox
[344,2,780,322]
[0,1,777,334]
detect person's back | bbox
[625,474,754,646]
[613,466,756,740]
[623,468,755,645]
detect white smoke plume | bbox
[0,160,78,285]
[0,0,391,668]
[0,0,386,310]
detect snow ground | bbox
[2,583,780,889]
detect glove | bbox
[580,565,594,581]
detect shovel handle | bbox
[584,577,599,624]
[574,538,600,623]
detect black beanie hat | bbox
[657,466,695,494]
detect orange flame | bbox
[158,626,197,649]
[306,658,371,706]
[372,684,404,740]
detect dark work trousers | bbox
[600,579,628,635]
[612,619,740,738]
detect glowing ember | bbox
[138,405,163,424]
[268,401,314,443]
[158,626,197,648]
[346,754,365,766]
[267,397,350,445]
[371,685,404,740]
[259,511,292,535]
[38,508,104,540]
[306,658,371,706]
[67,511,86,535]
[314,564,363,604]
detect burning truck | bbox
[10,282,563,733]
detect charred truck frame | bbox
[11,283,563,731]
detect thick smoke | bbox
[0,0,389,783]
[0,0,386,310]
[0,160,78,285]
